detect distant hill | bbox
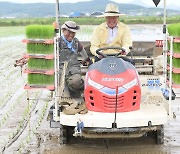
[0,2,55,18]
[128,0,150,8]
[0,0,179,18]
[128,0,180,10]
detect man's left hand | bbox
[121,48,127,55]
[82,58,93,66]
[87,59,93,66]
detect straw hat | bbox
[98,3,123,17]
[61,21,80,33]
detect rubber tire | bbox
[156,125,164,145]
[59,125,74,145]
[59,124,67,145]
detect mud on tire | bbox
[156,125,164,145]
[59,125,74,145]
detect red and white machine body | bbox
[84,57,141,113]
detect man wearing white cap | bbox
[90,3,132,61]
[59,21,92,97]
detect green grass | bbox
[0,18,55,26]
[0,26,25,37]
[28,59,54,70]
[168,23,180,37]
[28,74,54,85]
[26,25,54,39]
[27,44,54,54]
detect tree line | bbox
[0,16,180,27]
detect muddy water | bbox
[42,136,167,154]
[0,35,25,42]
[0,24,162,42]
[77,24,163,42]
[130,24,162,42]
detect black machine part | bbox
[96,46,125,58]
[96,46,134,65]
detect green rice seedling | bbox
[26,25,55,85]
[27,44,54,54]
[168,23,180,37]
[172,57,180,68]
[167,57,180,68]
[173,43,180,53]
[28,59,54,70]
[26,25,54,39]
[167,23,180,53]
[168,42,180,53]
[168,43,180,53]
[168,23,180,52]
[172,73,180,85]
[28,74,54,85]
[168,23,180,76]
[167,56,170,64]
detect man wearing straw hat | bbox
[58,21,92,98]
[90,3,132,62]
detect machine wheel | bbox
[59,125,74,145]
[156,125,164,145]
[60,124,67,144]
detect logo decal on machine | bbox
[142,78,162,90]
[109,63,117,69]
[102,78,124,82]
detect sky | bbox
[0,0,179,7]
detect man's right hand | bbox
[94,55,103,62]
[121,47,127,55]
[82,57,93,66]
[52,22,59,29]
